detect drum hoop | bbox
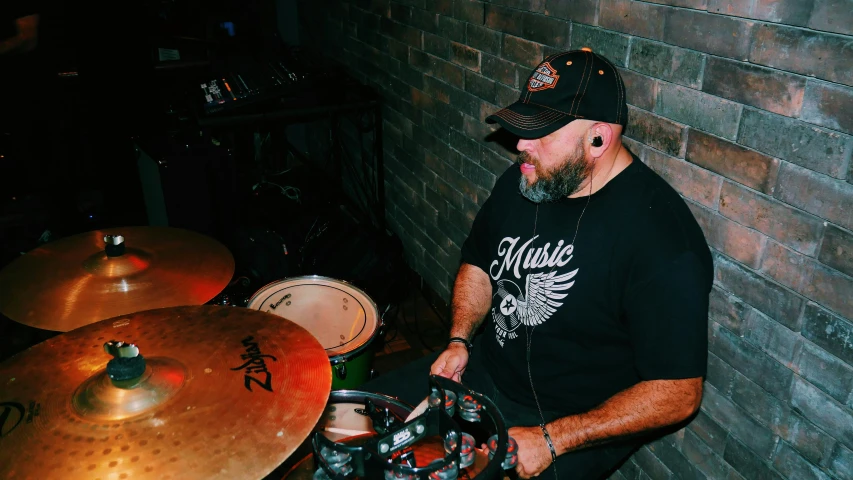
[247,275,381,361]
[327,390,414,413]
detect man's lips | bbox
[520,163,536,173]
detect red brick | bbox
[655,83,743,141]
[463,113,499,144]
[686,130,780,194]
[709,285,751,336]
[645,0,706,8]
[808,0,853,36]
[819,225,853,278]
[410,87,437,114]
[491,0,547,12]
[359,0,391,16]
[703,57,805,118]
[466,24,501,55]
[599,0,666,41]
[410,8,439,33]
[664,8,753,59]
[380,17,422,47]
[689,202,767,268]
[501,35,544,69]
[570,24,630,67]
[422,75,452,103]
[389,3,411,22]
[438,16,466,42]
[647,149,723,209]
[545,0,599,25]
[775,162,853,231]
[750,24,853,88]
[520,12,571,48]
[453,0,485,25]
[801,81,853,136]
[425,0,453,15]
[495,82,521,106]
[619,68,657,111]
[450,42,481,72]
[709,0,813,25]
[737,108,853,179]
[760,241,853,319]
[423,32,451,59]
[484,4,524,36]
[408,48,465,88]
[628,38,704,89]
[625,106,686,157]
[714,252,806,331]
[720,181,825,256]
[465,70,496,102]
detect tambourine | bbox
[311,376,518,479]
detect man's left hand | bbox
[508,426,553,478]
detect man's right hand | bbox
[429,343,470,382]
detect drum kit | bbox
[0,227,517,479]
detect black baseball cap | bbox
[486,49,628,139]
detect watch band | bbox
[447,337,473,353]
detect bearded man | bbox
[366,49,713,479]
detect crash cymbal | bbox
[0,226,234,331]
[0,305,332,480]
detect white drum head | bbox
[318,391,413,441]
[247,276,379,359]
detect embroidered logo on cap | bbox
[528,62,560,92]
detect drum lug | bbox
[334,362,347,380]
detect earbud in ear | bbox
[592,136,603,147]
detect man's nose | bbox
[517,138,535,152]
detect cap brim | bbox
[485,101,576,139]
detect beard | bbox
[518,138,593,203]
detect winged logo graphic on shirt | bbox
[492,269,579,344]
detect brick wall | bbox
[298,0,853,478]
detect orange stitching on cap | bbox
[568,53,590,115]
[526,101,577,116]
[494,110,565,127]
[494,107,564,121]
[570,51,593,116]
[494,113,567,130]
[493,111,566,128]
[492,108,564,122]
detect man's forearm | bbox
[449,263,492,340]
[547,378,703,455]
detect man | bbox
[367,49,712,479]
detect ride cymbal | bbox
[0,226,234,331]
[0,305,332,480]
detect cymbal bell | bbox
[0,305,332,480]
[0,226,234,331]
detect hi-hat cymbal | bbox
[0,305,332,480]
[0,226,234,331]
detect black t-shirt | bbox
[461,152,712,414]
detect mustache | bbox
[517,151,535,165]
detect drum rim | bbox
[246,275,382,362]
[327,390,414,412]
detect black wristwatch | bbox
[447,337,473,353]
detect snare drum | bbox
[247,276,381,389]
[318,390,413,441]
